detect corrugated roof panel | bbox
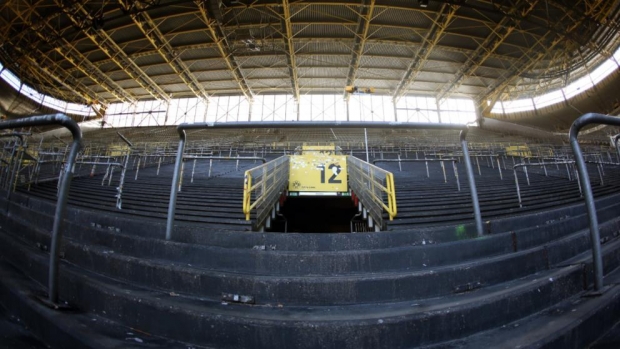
[202,80,241,91]
[246,67,289,80]
[369,26,420,45]
[417,71,457,83]
[140,64,175,78]
[194,70,235,82]
[474,66,503,79]
[439,33,480,52]
[298,77,346,88]
[423,60,460,74]
[294,3,359,23]
[169,31,215,48]
[298,67,349,79]
[408,80,443,92]
[237,54,286,69]
[365,43,415,58]
[185,58,230,72]
[297,24,356,39]
[295,41,353,55]
[360,55,406,70]
[297,54,350,68]
[373,6,432,28]
[356,68,404,81]
[247,78,293,89]
[427,49,467,64]
[354,78,394,90]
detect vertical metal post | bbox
[453,161,460,191]
[134,157,141,180]
[166,133,186,241]
[460,129,483,236]
[441,160,446,183]
[514,169,522,208]
[524,166,530,185]
[191,159,197,183]
[496,158,502,180]
[596,163,604,185]
[364,128,369,163]
[5,142,17,198]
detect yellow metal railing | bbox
[243,156,290,228]
[347,156,397,229]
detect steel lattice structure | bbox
[0,0,618,116]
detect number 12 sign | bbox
[288,154,348,193]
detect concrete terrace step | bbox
[4,207,620,306]
[0,232,596,349]
[421,283,620,349]
[0,262,210,349]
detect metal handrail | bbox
[569,113,620,293]
[0,114,82,307]
[242,156,290,229]
[348,156,397,230]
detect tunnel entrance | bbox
[274,196,359,233]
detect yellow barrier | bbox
[242,156,290,227]
[347,156,397,229]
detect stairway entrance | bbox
[274,196,358,233]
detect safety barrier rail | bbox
[512,161,576,208]
[242,156,289,230]
[569,113,620,293]
[0,114,82,307]
[374,158,461,190]
[348,156,397,230]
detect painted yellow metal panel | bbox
[289,154,348,192]
[506,145,531,157]
[301,144,336,154]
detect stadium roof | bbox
[1,0,619,117]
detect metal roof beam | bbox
[477,0,607,115]
[55,1,170,102]
[0,17,99,104]
[7,3,135,104]
[119,0,209,101]
[392,4,459,103]
[436,0,539,102]
[279,0,301,102]
[344,0,375,100]
[195,0,253,101]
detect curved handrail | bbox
[569,113,620,292]
[0,114,82,306]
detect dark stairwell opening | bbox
[274,196,359,233]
